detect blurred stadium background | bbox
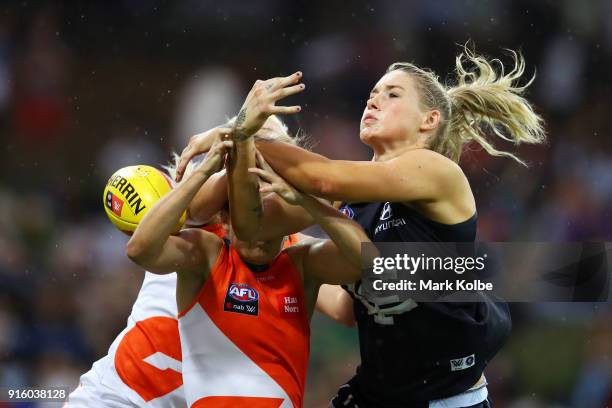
[0,1,611,407]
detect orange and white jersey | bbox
[178,239,310,408]
[68,224,227,408]
[68,272,186,407]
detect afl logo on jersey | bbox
[225,283,259,316]
[340,205,354,219]
[380,202,393,221]
[228,283,259,302]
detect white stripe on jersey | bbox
[179,302,293,407]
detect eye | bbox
[389,92,399,98]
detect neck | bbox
[372,141,428,162]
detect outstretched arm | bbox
[255,140,455,203]
[126,140,233,274]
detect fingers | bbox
[271,83,305,100]
[248,167,273,182]
[255,151,275,174]
[177,127,230,181]
[271,105,301,115]
[215,126,233,136]
[255,150,269,170]
[176,148,195,181]
[255,150,264,168]
[215,140,234,153]
[259,185,273,195]
[269,71,302,91]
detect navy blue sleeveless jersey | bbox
[339,201,512,407]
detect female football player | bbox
[126,131,371,407]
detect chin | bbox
[359,129,377,146]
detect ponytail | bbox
[388,45,546,165]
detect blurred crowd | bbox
[0,1,611,407]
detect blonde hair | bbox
[163,115,303,180]
[388,45,546,165]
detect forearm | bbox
[255,140,335,198]
[128,167,214,261]
[299,194,369,269]
[228,137,263,240]
[187,172,228,225]
[316,284,355,328]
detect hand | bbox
[198,139,234,175]
[234,71,305,140]
[176,126,232,182]
[248,150,304,205]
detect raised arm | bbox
[126,140,233,275]
[227,131,262,240]
[226,71,306,241]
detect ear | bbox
[419,110,441,132]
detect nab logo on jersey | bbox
[224,283,259,316]
[340,205,354,219]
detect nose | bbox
[366,94,380,110]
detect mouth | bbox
[362,114,377,124]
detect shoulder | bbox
[283,237,325,287]
[283,236,328,270]
[179,227,224,247]
[394,149,468,189]
[284,236,322,257]
[396,149,464,175]
[176,228,224,272]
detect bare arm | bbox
[187,171,228,226]
[227,134,263,241]
[315,284,355,327]
[256,140,457,203]
[126,141,233,274]
[226,71,306,241]
[229,141,315,240]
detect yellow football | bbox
[102,165,186,235]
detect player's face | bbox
[360,70,425,148]
[229,226,285,264]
